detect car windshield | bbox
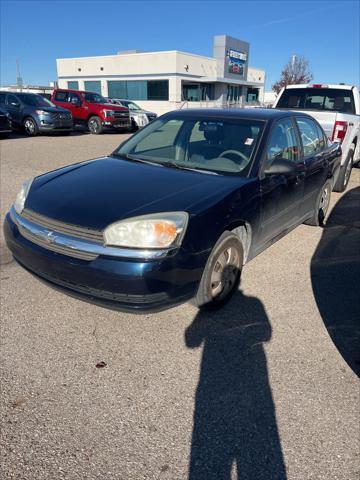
[277,88,356,114]
[122,101,141,110]
[83,92,108,104]
[114,115,264,176]
[16,94,55,107]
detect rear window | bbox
[277,88,355,114]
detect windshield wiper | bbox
[114,153,164,167]
[161,161,219,175]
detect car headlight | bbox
[104,212,188,249]
[103,109,116,118]
[133,113,148,126]
[14,177,34,214]
[35,110,49,115]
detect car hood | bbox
[99,103,128,111]
[37,106,72,113]
[25,156,249,230]
[131,109,156,115]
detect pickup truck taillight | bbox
[332,121,348,143]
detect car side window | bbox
[68,92,81,103]
[266,118,300,165]
[6,94,20,106]
[54,91,68,102]
[0,92,6,104]
[296,117,322,156]
[315,123,326,150]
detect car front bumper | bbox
[4,210,208,313]
[37,114,73,132]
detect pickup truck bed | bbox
[273,84,360,192]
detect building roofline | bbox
[56,50,215,62]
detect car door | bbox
[295,116,329,216]
[53,90,71,114]
[5,93,23,127]
[67,91,84,122]
[259,117,306,244]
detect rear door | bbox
[295,116,329,215]
[259,117,306,244]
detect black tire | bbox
[333,144,354,192]
[193,231,243,309]
[129,120,138,133]
[304,179,332,227]
[87,116,103,135]
[23,117,39,136]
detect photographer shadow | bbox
[185,288,287,479]
[311,186,360,376]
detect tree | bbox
[272,55,313,94]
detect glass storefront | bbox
[182,83,214,102]
[227,85,242,102]
[107,80,169,100]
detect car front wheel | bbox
[23,117,39,136]
[194,232,243,309]
[87,116,103,134]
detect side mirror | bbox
[264,157,296,176]
[10,102,20,107]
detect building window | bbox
[84,81,102,94]
[107,80,169,101]
[182,82,214,102]
[67,81,79,90]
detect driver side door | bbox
[258,117,306,245]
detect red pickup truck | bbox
[51,89,131,134]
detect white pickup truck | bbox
[273,83,360,192]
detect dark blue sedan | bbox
[4,109,341,312]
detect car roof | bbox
[163,108,309,121]
[283,83,354,91]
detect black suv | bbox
[0,92,73,136]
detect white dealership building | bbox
[56,35,265,115]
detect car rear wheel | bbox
[23,117,39,136]
[304,179,332,227]
[194,232,243,309]
[333,144,354,192]
[88,116,103,135]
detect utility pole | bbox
[16,59,23,91]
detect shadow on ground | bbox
[311,186,360,376]
[185,289,287,479]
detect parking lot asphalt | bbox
[0,132,359,480]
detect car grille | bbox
[22,209,103,243]
[113,111,129,119]
[18,225,98,261]
[49,112,72,121]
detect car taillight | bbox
[332,121,348,143]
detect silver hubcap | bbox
[25,119,35,134]
[344,156,353,186]
[319,185,330,215]
[210,246,240,300]
[89,119,98,133]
